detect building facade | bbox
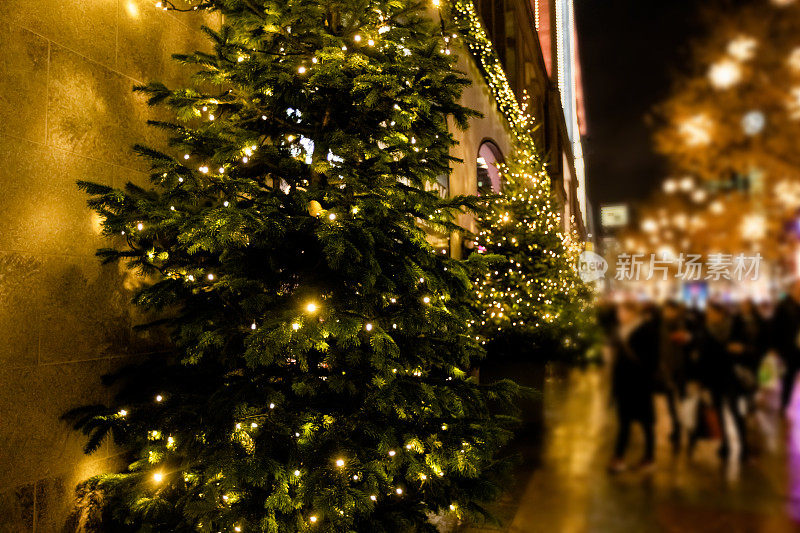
[0,1,588,530]
[469,0,589,236]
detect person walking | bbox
[608,301,659,473]
[772,280,800,411]
[731,299,766,411]
[657,301,692,451]
[692,303,749,462]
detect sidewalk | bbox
[459,366,800,532]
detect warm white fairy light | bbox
[708,59,741,89]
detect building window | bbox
[477,141,504,195]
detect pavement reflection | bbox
[460,366,800,533]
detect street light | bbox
[663,179,678,194]
[679,176,694,191]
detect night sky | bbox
[575,0,704,226]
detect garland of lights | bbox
[450,0,539,154]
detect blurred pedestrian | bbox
[691,302,749,461]
[772,280,800,411]
[657,300,692,450]
[608,301,659,473]
[731,299,766,411]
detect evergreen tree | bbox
[67,0,519,530]
[472,148,596,361]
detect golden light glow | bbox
[680,114,713,146]
[708,59,742,89]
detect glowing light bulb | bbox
[396,488,403,495]
[153,472,163,482]
[365,323,373,331]
[306,302,317,313]
[155,395,163,402]
[207,273,214,281]
[354,34,362,42]
[118,409,128,417]
[370,495,377,501]
[422,296,430,304]
[298,66,306,74]
[388,450,396,456]
[328,213,336,221]
[336,459,345,467]
[137,223,144,231]
[708,59,741,89]
[269,403,275,409]
[309,516,317,524]
[292,322,301,331]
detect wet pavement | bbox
[459,366,800,532]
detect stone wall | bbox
[0,3,513,530]
[0,1,214,530]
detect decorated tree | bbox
[66,0,520,530]
[472,149,596,361]
[653,0,800,258]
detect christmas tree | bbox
[66,0,520,530]
[473,148,596,361]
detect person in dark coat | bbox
[731,299,766,406]
[609,301,659,473]
[772,281,800,411]
[657,301,692,450]
[691,303,749,461]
